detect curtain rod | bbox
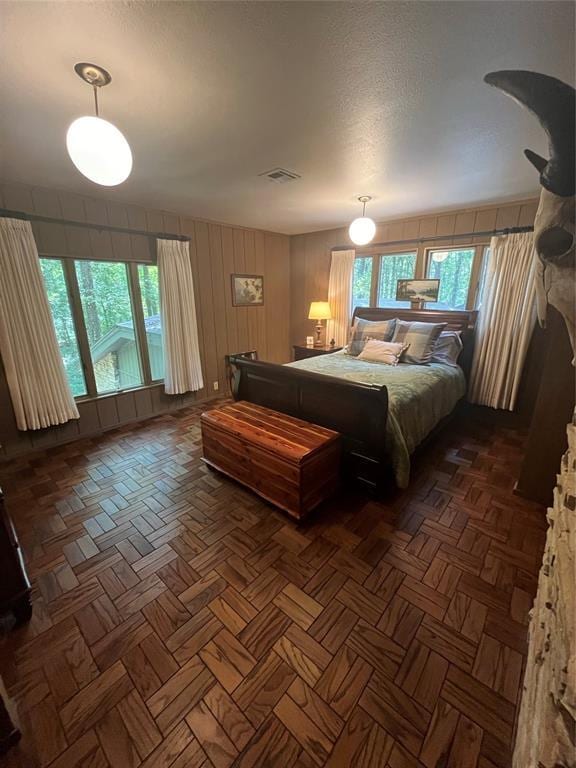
[331,225,534,251]
[0,208,190,243]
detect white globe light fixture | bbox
[66,63,132,187]
[349,196,376,246]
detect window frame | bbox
[423,244,486,310]
[40,255,161,401]
[354,248,418,307]
[353,242,489,312]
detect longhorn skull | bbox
[484,70,575,355]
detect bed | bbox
[229,308,477,493]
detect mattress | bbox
[287,351,466,487]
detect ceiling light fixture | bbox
[431,251,449,262]
[349,196,376,246]
[66,63,133,187]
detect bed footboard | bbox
[227,357,389,493]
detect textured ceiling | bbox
[0,1,574,234]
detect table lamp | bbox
[308,301,332,347]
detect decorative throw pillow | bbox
[346,318,397,356]
[431,330,463,366]
[357,339,407,366]
[392,320,446,364]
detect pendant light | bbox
[431,250,449,263]
[66,63,133,187]
[349,196,376,246]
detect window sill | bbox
[74,381,165,404]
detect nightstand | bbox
[292,344,343,361]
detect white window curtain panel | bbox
[326,249,355,347]
[157,238,204,395]
[469,232,537,411]
[0,217,79,430]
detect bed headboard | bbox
[352,307,478,380]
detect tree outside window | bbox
[377,253,417,307]
[351,252,417,309]
[352,257,373,309]
[41,257,164,398]
[40,259,86,397]
[426,248,475,310]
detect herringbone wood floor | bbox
[0,401,546,768]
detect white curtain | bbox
[326,249,355,346]
[469,232,537,410]
[157,238,203,395]
[0,218,79,430]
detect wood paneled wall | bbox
[0,185,540,460]
[290,198,539,343]
[0,181,290,459]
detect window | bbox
[138,264,164,381]
[75,261,143,394]
[41,256,163,399]
[377,252,417,307]
[426,247,476,310]
[352,257,373,309]
[40,259,87,397]
[351,252,416,309]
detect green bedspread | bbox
[287,352,466,488]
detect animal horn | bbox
[484,70,575,197]
[524,149,548,174]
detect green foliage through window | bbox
[426,248,475,310]
[351,252,417,310]
[352,258,373,309]
[40,259,86,397]
[75,261,143,394]
[138,264,164,381]
[41,257,164,399]
[377,253,417,307]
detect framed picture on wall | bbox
[396,278,440,303]
[231,274,264,306]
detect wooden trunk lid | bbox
[201,401,339,465]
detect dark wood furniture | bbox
[0,680,20,756]
[225,350,258,392]
[0,487,32,624]
[201,401,341,519]
[293,344,343,361]
[228,308,477,493]
[515,306,575,505]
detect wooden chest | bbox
[201,401,341,520]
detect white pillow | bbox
[357,339,407,366]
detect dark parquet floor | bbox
[0,400,546,768]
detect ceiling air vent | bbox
[260,168,301,184]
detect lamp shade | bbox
[349,216,376,246]
[308,301,332,320]
[66,115,133,186]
